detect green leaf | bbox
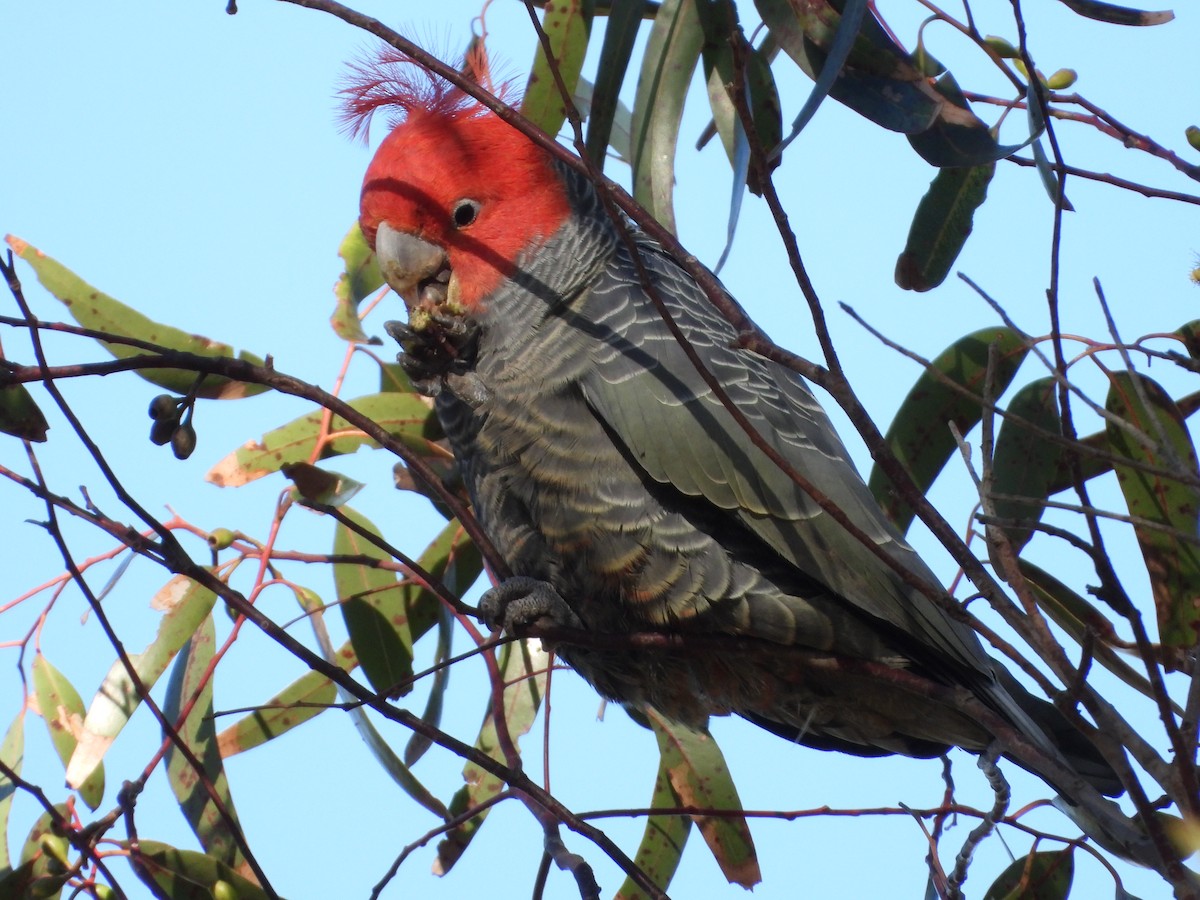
[1029,137,1073,211]
[983,848,1073,899]
[584,0,643,168]
[0,861,38,898]
[647,711,759,887]
[404,605,453,767]
[404,517,482,643]
[403,518,483,767]
[206,392,441,488]
[331,223,383,343]
[217,648,351,758]
[282,461,365,508]
[333,508,414,697]
[379,362,414,394]
[164,614,246,870]
[7,236,268,399]
[1176,319,1200,359]
[615,748,692,900]
[754,0,941,135]
[18,803,71,900]
[630,0,705,233]
[773,0,868,152]
[700,6,782,195]
[523,0,594,136]
[1019,559,1179,711]
[32,654,104,810]
[298,584,448,819]
[988,377,1062,554]
[1105,371,1200,663]
[906,73,1019,167]
[66,576,217,789]
[868,327,1031,534]
[215,670,338,757]
[895,162,995,292]
[0,384,49,442]
[0,713,24,875]
[130,840,271,900]
[435,639,549,874]
[1053,0,1173,26]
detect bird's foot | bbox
[385,316,480,391]
[478,577,583,633]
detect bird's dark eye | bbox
[452,199,480,229]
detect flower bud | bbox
[171,422,197,460]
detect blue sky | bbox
[3,1,1199,898]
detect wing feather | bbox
[574,238,990,675]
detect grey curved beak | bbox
[375,222,447,306]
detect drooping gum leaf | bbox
[0,384,49,442]
[1017,80,1077,213]
[1028,137,1074,211]
[404,518,482,644]
[0,862,38,897]
[754,0,941,135]
[299,582,448,819]
[1039,325,1200,495]
[206,392,441,488]
[982,848,1073,900]
[895,163,995,292]
[331,223,383,343]
[1019,559,1180,712]
[1105,371,1200,661]
[7,235,268,399]
[0,713,24,874]
[523,0,594,136]
[404,605,453,767]
[585,0,643,167]
[333,508,414,697]
[577,78,637,166]
[988,377,1062,554]
[217,663,342,758]
[218,591,355,759]
[66,576,217,788]
[700,5,782,198]
[17,803,71,897]
[130,840,270,900]
[163,614,247,872]
[434,639,548,874]
[906,73,1019,167]
[290,590,440,817]
[398,520,481,764]
[775,0,868,150]
[32,654,105,810]
[1054,0,1173,26]
[867,327,1030,534]
[630,0,705,234]
[647,710,759,887]
[614,749,692,900]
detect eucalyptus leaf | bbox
[631,0,705,233]
[647,710,759,887]
[32,655,104,810]
[868,327,1030,533]
[7,236,267,399]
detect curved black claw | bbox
[478,577,583,633]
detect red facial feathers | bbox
[343,49,571,310]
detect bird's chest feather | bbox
[437,362,669,629]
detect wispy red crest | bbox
[338,42,501,142]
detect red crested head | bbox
[342,48,571,312]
